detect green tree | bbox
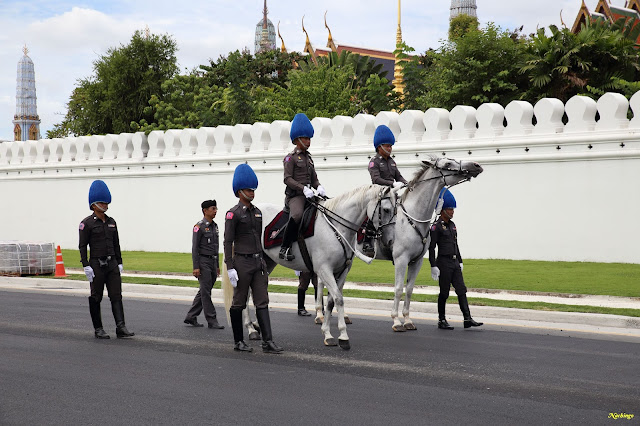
[48,30,178,137]
[449,14,479,40]
[257,64,362,121]
[521,21,640,102]
[419,23,528,110]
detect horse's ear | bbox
[422,158,435,167]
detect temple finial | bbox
[278,21,287,53]
[302,15,317,64]
[325,11,337,52]
[23,44,29,56]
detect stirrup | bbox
[279,247,295,261]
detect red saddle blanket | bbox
[264,209,317,249]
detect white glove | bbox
[392,181,404,189]
[431,266,440,281]
[295,270,301,277]
[459,263,463,272]
[317,185,327,197]
[303,186,314,199]
[83,266,95,283]
[228,268,238,288]
[118,264,124,274]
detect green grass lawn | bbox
[58,273,640,318]
[60,249,640,298]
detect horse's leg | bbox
[243,290,260,340]
[316,269,341,347]
[391,259,409,332]
[402,258,423,331]
[333,268,351,350]
[314,278,324,325]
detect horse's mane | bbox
[402,157,437,202]
[324,184,380,211]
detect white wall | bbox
[1,92,640,264]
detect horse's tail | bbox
[221,255,233,327]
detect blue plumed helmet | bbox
[232,164,258,197]
[439,188,457,210]
[290,113,314,142]
[88,180,111,208]
[373,125,395,149]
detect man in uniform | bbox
[184,199,224,329]
[428,189,483,330]
[280,113,327,261]
[363,125,408,256]
[224,164,283,353]
[79,180,135,339]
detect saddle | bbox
[264,202,318,249]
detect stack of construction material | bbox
[0,241,55,276]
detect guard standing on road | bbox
[428,189,483,330]
[224,164,283,353]
[280,113,327,261]
[363,125,408,256]
[79,180,135,339]
[184,200,224,329]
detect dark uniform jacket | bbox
[428,218,462,267]
[224,202,263,270]
[283,148,320,197]
[192,218,219,270]
[78,214,122,267]
[368,154,408,186]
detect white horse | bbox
[357,157,484,331]
[252,184,393,350]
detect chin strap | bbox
[92,203,107,212]
[239,190,254,202]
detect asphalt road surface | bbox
[1,290,638,425]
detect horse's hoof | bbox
[344,316,352,325]
[314,317,323,325]
[338,339,351,350]
[248,331,261,340]
[392,324,406,332]
[324,338,337,346]
[404,322,417,331]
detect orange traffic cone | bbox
[55,245,67,277]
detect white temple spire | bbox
[450,0,478,20]
[13,46,41,141]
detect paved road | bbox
[1,288,638,425]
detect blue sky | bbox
[0,0,600,140]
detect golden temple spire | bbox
[325,11,337,52]
[392,0,405,94]
[278,21,287,53]
[302,15,317,64]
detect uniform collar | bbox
[201,217,211,226]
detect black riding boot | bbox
[362,220,376,257]
[279,221,298,261]
[230,308,252,352]
[297,288,311,316]
[111,300,135,338]
[256,308,283,354]
[458,293,483,328]
[89,297,110,339]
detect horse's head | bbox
[422,157,483,184]
[366,186,397,247]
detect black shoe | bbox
[234,341,253,352]
[464,318,483,328]
[362,244,375,257]
[438,319,454,330]
[94,327,110,339]
[298,309,311,316]
[208,319,224,329]
[262,340,283,354]
[184,318,204,327]
[116,325,135,338]
[279,247,295,261]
